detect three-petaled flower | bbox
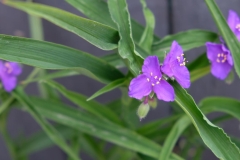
[0,61,22,92]
[206,42,233,80]
[128,56,175,102]
[161,41,190,88]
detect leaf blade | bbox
[139,0,155,52]
[87,78,126,101]
[27,97,183,160]
[5,1,119,50]
[0,34,124,83]
[171,82,240,160]
[152,30,218,56]
[108,0,142,75]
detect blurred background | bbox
[0,0,240,159]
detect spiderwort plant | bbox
[0,61,22,92]
[1,0,240,160]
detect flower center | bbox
[236,24,240,31]
[176,53,187,66]
[4,63,12,74]
[216,53,227,63]
[146,72,161,86]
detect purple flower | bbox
[227,10,240,41]
[206,42,233,80]
[0,61,22,92]
[161,41,190,88]
[128,56,175,102]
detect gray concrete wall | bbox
[0,0,239,159]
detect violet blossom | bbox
[161,41,190,88]
[0,61,22,92]
[206,42,233,80]
[227,10,240,41]
[128,56,175,102]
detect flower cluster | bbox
[128,41,190,105]
[206,10,240,80]
[0,61,22,92]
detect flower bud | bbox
[137,102,150,120]
[148,97,157,109]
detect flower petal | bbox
[227,53,234,66]
[164,41,183,64]
[228,10,240,41]
[153,80,175,102]
[211,62,232,80]
[8,62,22,76]
[142,56,161,77]
[161,63,173,77]
[228,10,238,31]
[2,75,17,92]
[172,63,190,88]
[128,74,152,100]
[206,42,223,62]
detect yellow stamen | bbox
[147,78,150,82]
[154,76,157,79]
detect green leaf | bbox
[108,0,142,75]
[26,97,183,160]
[0,34,124,83]
[170,83,240,160]
[152,30,218,56]
[65,0,159,43]
[16,125,75,156]
[87,78,126,101]
[21,70,79,85]
[205,0,240,78]
[43,80,122,125]
[199,97,240,121]
[139,0,155,52]
[159,116,190,160]
[13,88,80,160]
[159,96,240,160]
[4,1,119,50]
[101,53,125,68]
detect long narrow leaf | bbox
[13,88,80,160]
[4,1,119,50]
[160,96,240,160]
[43,80,122,125]
[171,82,240,160]
[152,30,218,56]
[65,0,159,43]
[139,0,155,52]
[108,0,142,75]
[87,78,126,101]
[108,0,143,75]
[26,97,183,160]
[0,34,124,83]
